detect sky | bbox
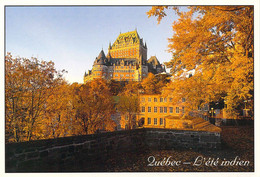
[6,6,181,83]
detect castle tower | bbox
[91,49,108,80]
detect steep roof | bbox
[112,30,141,47]
[147,56,160,66]
[94,49,107,65]
[97,49,106,60]
[118,30,140,40]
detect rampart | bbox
[6,128,221,172]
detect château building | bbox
[84,30,165,83]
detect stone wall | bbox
[6,128,221,172]
[144,129,221,150]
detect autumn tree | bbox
[72,79,116,134]
[141,73,169,94]
[37,83,84,139]
[5,53,66,142]
[117,95,139,130]
[108,79,125,95]
[116,82,141,129]
[122,81,142,95]
[5,54,116,143]
[147,6,254,117]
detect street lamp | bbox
[244,100,247,109]
[209,107,216,118]
[243,100,250,117]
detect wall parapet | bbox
[6,128,221,172]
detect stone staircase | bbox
[164,115,221,133]
[190,117,221,133]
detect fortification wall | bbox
[6,128,221,172]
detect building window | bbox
[142,106,145,112]
[182,107,185,113]
[169,107,173,113]
[182,98,186,102]
[142,97,145,102]
[176,107,180,113]
[154,118,157,125]
[148,118,151,125]
[169,98,173,102]
[148,107,151,113]
[160,107,163,113]
[154,107,157,113]
[115,74,118,77]
[164,98,167,102]
[148,97,151,102]
[160,98,163,102]
[154,97,157,102]
[160,118,163,125]
[164,107,167,113]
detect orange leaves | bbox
[6,54,145,142]
[148,6,254,116]
[72,79,116,134]
[146,6,169,24]
[141,73,158,94]
[141,73,169,95]
[5,53,67,142]
[40,83,82,139]
[117,95,139,130]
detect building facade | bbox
[84,30,165,83]
[131,94,213,131]
[114,93,213,131]
[137,94,186,128]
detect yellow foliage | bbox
[5,54,116,143]
[148,6,254,117]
